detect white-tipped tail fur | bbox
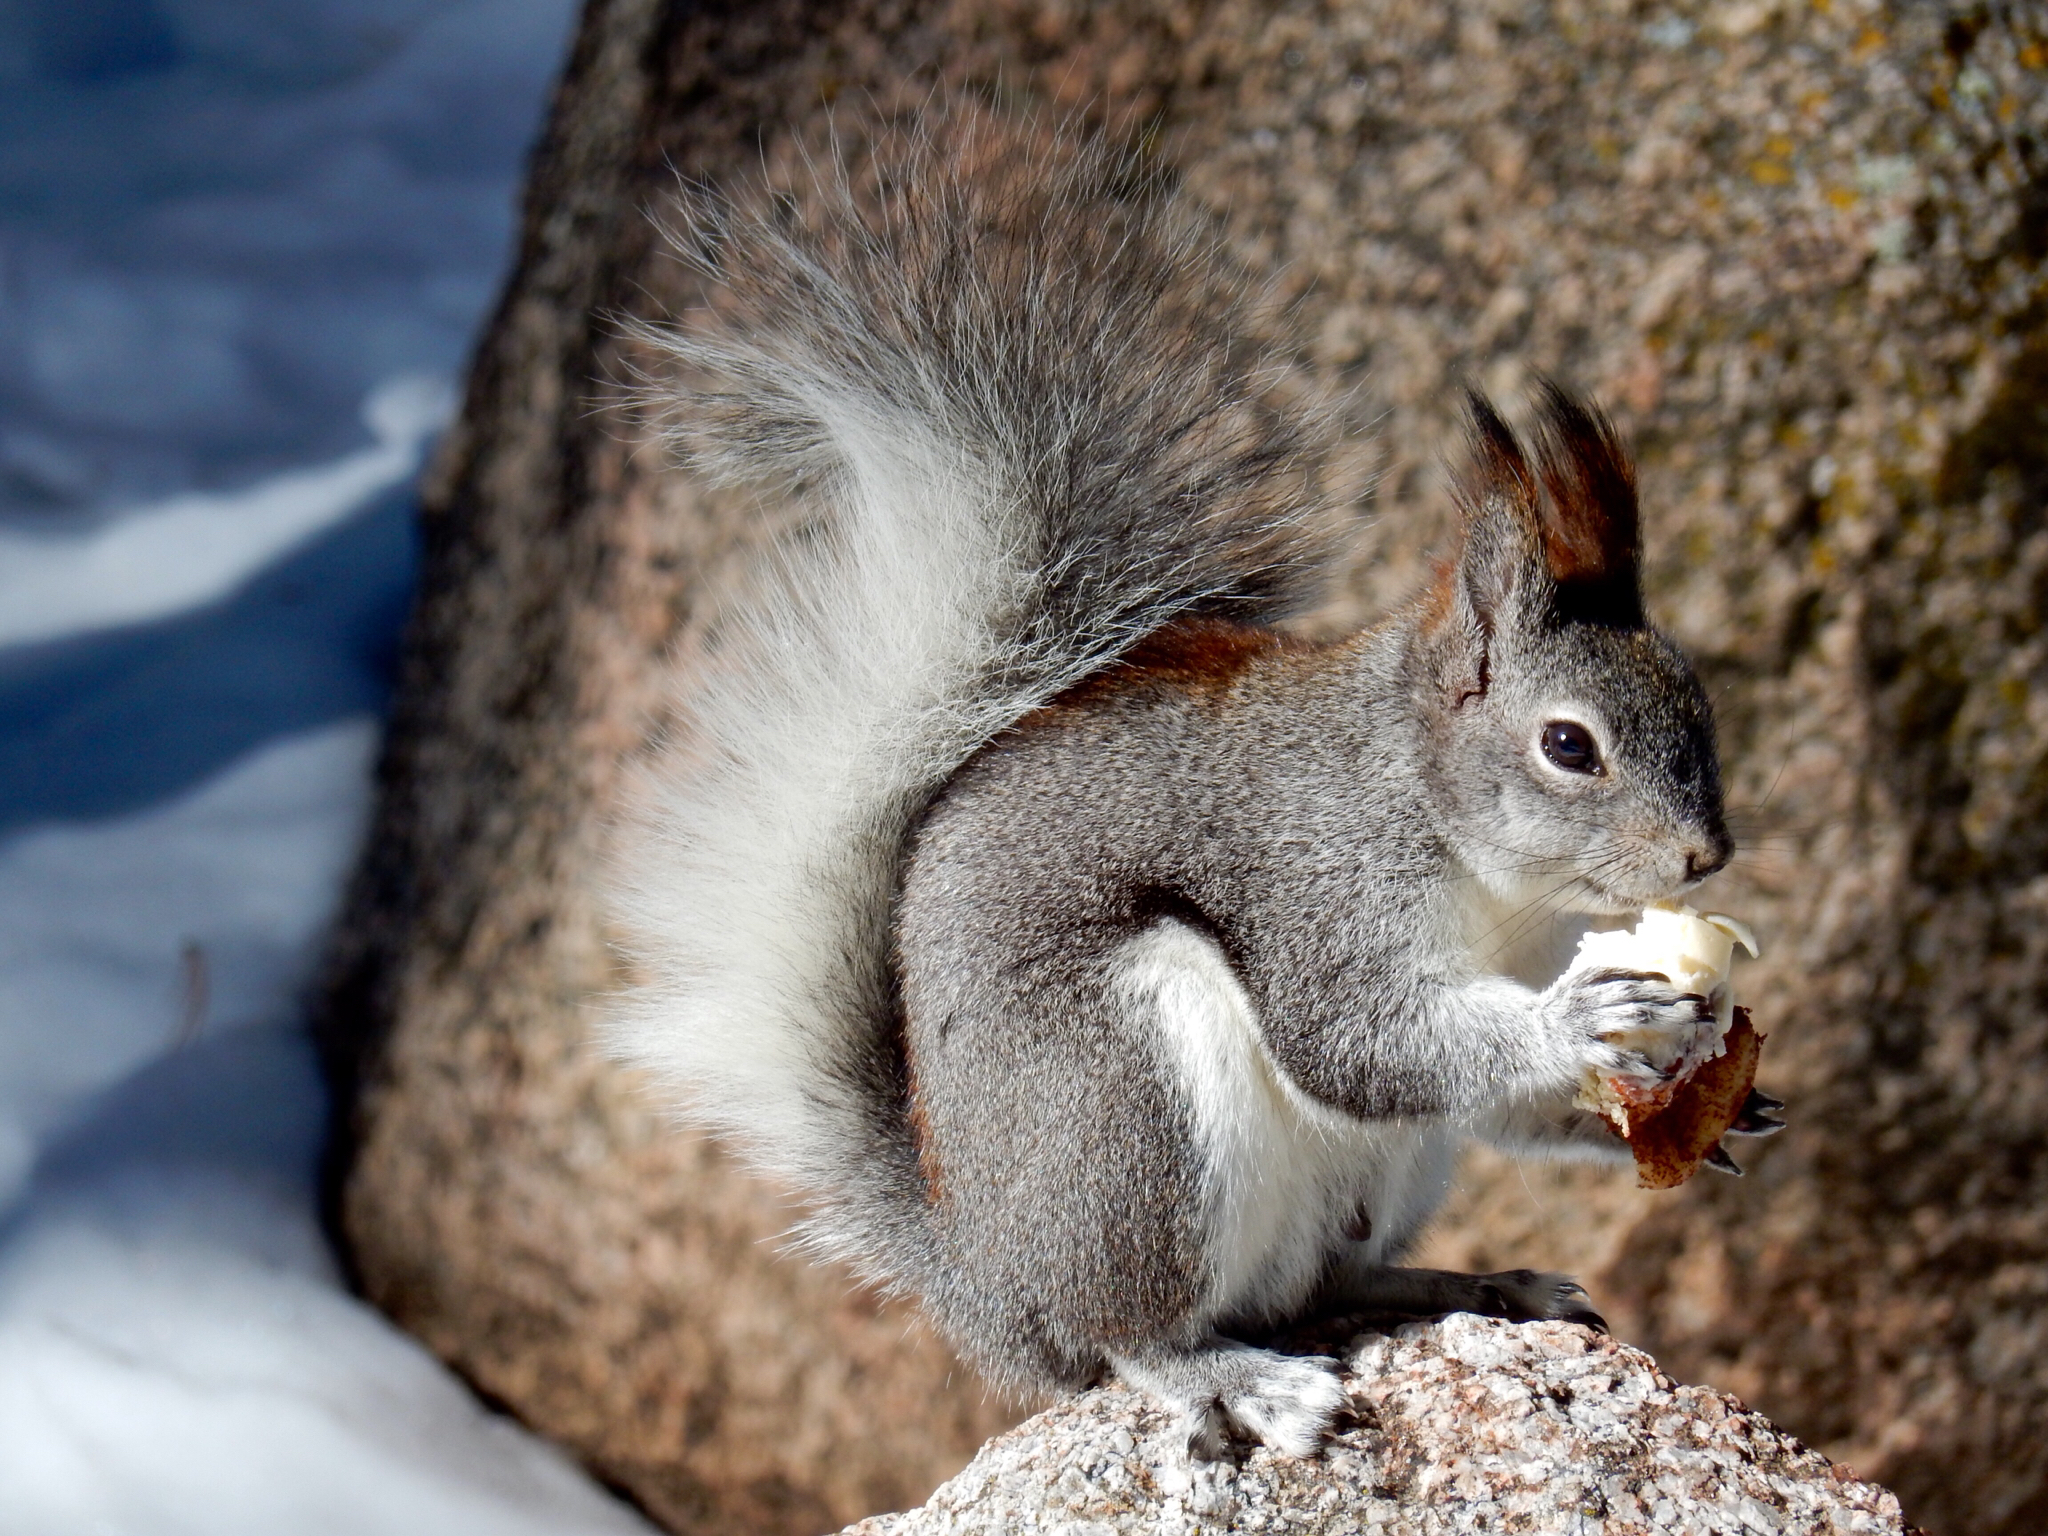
[604,111,1347,1279]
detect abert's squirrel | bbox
[608,116,1742,1458]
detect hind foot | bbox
[1110,1338,1346,1461]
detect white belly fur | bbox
[1116,920,1459,1328]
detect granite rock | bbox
[842,1317,1914,1536]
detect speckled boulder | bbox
[843,1317,1915,1536]
[320,0,2048,1532]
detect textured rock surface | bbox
[318,0,2048,1532]
[842,1317,1914,1536]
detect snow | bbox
[0,0,579,520]
[0,1043,653,1536]
[0,375,451,646]
[0,721,377,1208]
[0,0,665,1529]
[0,466,417,835]
[0,714,659,1532]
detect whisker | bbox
[1468,847,1635,961]
[1480,882,1592,968]
[1740,755,1791,817]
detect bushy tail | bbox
[604,111,1348,1282]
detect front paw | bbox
[1706,1088,1788,1176]
[1546,967,1714,1085]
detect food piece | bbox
[1572,905,1757,1041]
[1621,1007,1765,1190]
[1569,904,1766,1189]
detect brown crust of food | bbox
[1622,1007,1766,1190]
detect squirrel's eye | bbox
[1540,720,1602,775]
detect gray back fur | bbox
[604,112,1350,1281]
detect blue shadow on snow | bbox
[0,488,416,838]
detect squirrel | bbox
[607,113,1754,1460]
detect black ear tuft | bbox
[1529,381,1643,628]
[1458,388,1538,513]
[1449,384,1645,633]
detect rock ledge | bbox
[843,1316,1914,1536]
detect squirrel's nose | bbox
[1683,831,1733,883]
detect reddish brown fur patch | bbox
[1417,554,1460,635]
[904,1060,943,1206]
[1030,615,1310,719]
[1118,616,1298,685]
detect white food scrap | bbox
[1570,903,1760,1119]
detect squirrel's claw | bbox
[1703,1142,1744,1176]
[1183,1401,1242,1463]
[1727,1087,1787,1138]
[1559,1301,1610,1334]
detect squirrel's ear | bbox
[1447,390,1544,638]
[1443,384,1644,640]
[1527,381,1643,628]
[1415,393,1537,708]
